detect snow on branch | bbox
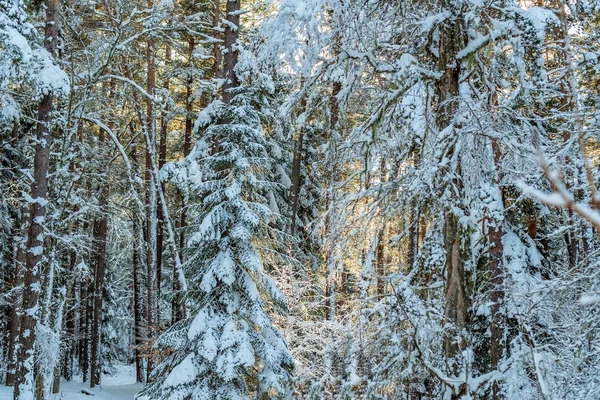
[518,154,600,233]
[100,74,158,102]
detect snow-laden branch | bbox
[517,154,600,233]
[82,115,188,293]
[100,74,157,102]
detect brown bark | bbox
[222,0,240,105]
[13,1,59,398]
[489,138,505,400]
[6,208,27,387]
[173,38,195,325]
[133,222,145,383]
[436,11,469,399]
[407,206,419,271]
[52,255,78,394]
[145,1,158,378]
[213,0,222,79]
[184,38,194,159]
[442,213,468,370]
[156,45,171,301]
[130,134,146,382]
[376,159,387,296]
[78,278,90,382]
[90,128,110,388]
[556,0,578,270]
[289,91,307,236]
[61,251,77,382]
[324,81,342,322]
[376,228,386,296]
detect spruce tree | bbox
[146,2,294,398]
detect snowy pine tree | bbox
[146,2,294,398]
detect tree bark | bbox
[90,129,110,388]
[289,90,307,236]
[78,278,90,382]
[489,138,505,400]
[174,37,195,325]
[13,1,59,398]
[222,0,240,105]
[156,45,171,302]
[436,10,468,399]
[213,0,222,79]
[133,220,145,383]
[5,208,27,387]
[145,0,158,379]
[324,80,341,321]
[61,251,77,382]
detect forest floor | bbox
[0,364,145,400]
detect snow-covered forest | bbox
[1,0,600,399]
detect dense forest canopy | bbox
[1,0,600,399]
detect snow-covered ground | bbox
[0,364,146,400]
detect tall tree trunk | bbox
[289,90,307,236]
[61,143,82,383]
[6,208,27,387]
[51,264,74,394]
[437,9,468,399]
[556,0,579,270]
[489,137,505,400]
[324,80,341,321]
[222,0,240,105]
[289,132,303,236]
[130,134,146,383]
[174,37,195,324]
[145,0,158,379]
[156,45,171,302]
[376,159,387,297]
[61,251,77,382]
[407,204,419,271]
[213,0,222,79]
[90,129,110,388]
[79,278,90,382]
[133,219,145,383]
[13,1,59,398]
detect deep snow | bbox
[0,364,146,400]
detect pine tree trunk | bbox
[222,0,240,105]
[62,145,81,383]
[213,0,222,79]
[51,267,73,394]
[489,138,505,400]
[376,159,387,297]
[437,9,468,399]
[6,208,27,387]
[174,37,195,324]
[133,221,145,383]
[145,2,158,378]
[13,2,59,398]
[61,252,77,381]
[324,80,341,321]
[79,277,89,382]
[289,90,307,236]
[90,131,109,388]
[156,45,171,302]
